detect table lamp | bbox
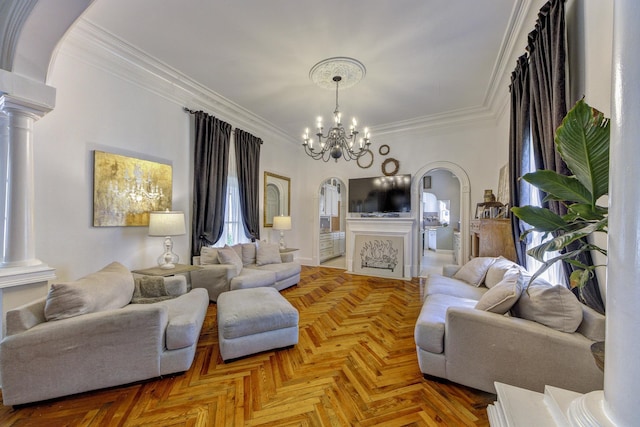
[148,210,186,269]
[272,215,292,250]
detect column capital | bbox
[0,93,52,119]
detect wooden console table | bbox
[470,218,516,261]
[132,263,202,277]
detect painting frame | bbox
[93,150,173,227]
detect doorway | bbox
[318,177,346,269]
[412,162,470,277]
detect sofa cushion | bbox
[200,247,220,265]
[256,242,282,266]
[44,262,135,321]
[511,280,584,333]
[218,245,243,274]
[484,256,521,288]
[424,274,488,301]
[230,268,276,290]
[475,268,523,314]
[254,262,302,281]
[453,257,495,286]
[414,293,477,354]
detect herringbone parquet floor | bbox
[0,266,495,426]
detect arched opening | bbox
[411,162,470,277]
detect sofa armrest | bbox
[442,264,461,277]
[189,264,238,301]
[443,307,603,394]
[0,304,169,405]
[5,297,47,336]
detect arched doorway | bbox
[317,177,347,269]
[411,162,470,277]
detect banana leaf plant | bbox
[511,99,609,289]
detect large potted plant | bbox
[511,99,610,290]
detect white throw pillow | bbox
[475,268,523,314]
[484,256,521,288]
[199,246,220,265]
[256,242,282,266]
[217,245,243,274]
[453,257,496,287]
[511,281,584,333]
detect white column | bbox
[605,0,640,425]
[0,95,50,268]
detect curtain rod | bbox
[183,107,263,143]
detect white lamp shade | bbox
[148,211,186,236]
[272,216,292,231]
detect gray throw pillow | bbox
[511,280,584,333]
[217,245,243,274]
[200,246,220,265]
[256,242,282,266]
[453,257,496,287]
[475,268,523,314]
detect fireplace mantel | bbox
[346,217,415,279]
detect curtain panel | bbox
[234,129,262,241]
[191,111,232,257]
[508,0,604,313]
[508,54,530,267]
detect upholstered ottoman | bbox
[217,287,299,361]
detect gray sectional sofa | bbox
[415,256,605,394]
[0,262,209,406]
[191,242,301,302]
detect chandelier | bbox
[302,57,371,162]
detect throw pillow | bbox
[484,256,521,288]
[475,268,523,314]
[44,262,135,321]
[241,243,257,265]
[217,245,243,274]
[511,281,584,333]
[199,246,220,265]
[131,276,175,304]
[256,242,282,266]
[453,257,496,287]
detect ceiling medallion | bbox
[302,57,371,163]
[309,57,366,90]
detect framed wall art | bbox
[93,150,172,227]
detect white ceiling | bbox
[83,0,521,139]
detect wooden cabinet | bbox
[470,219,516,262]
[320,184,339,216]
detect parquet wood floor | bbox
[0,266,495,426]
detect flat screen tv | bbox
[348,174,412,214]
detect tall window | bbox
[214,135,250,247]
[521,136,565,285]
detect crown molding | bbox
[60,19,297,144]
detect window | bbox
[214,137,250,247]
[521,137,565,285]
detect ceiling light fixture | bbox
[302,57,371,162]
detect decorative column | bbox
[604,0,640,425]
[0,94,51,268]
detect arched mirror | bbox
[264,172,290,227]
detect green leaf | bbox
[567,203,607,221]
[511,206,569,232]
[522,170,592,204]
[555,99,610,202]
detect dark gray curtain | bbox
[191,111,232,257]
[234,129,262,241]
[527,0,604,313]
[508,54,530,267]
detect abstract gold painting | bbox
[93,151,172,226]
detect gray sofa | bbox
[415,256,605,394]
[0,262,209,406]
[191,242,301,302]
